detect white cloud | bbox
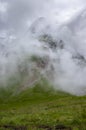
[0,1,8,13]
[0,0,86,95]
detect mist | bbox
[0,0,86,95]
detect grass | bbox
[0,80,86,130]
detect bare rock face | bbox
[31,55,49,69]
[72,53,86,67]
[39,34,64,50]
[39,34,57,49]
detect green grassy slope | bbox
[0,82,86,130]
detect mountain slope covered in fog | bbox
[0,1,86,130]
[0,0,86,95]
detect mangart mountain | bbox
[0,0,86,130]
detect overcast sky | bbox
[0,0,86,35]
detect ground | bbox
[0,81,86,130]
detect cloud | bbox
[0,0,86,95]
[0,0,85,32]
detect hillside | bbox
[0,82,86,130]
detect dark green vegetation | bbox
[0,81,86,130]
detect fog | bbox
[0,0,86,95]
